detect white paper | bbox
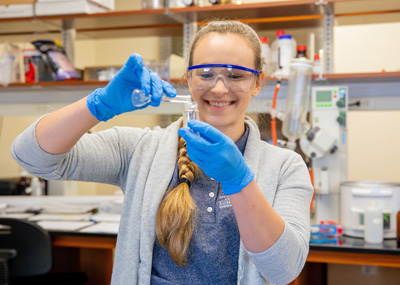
[37,220,94,231]
[90,213,120,223]
[0,213,35,219]
[40,201,97,214]
[28,213,92,221]
[80,222,119,234]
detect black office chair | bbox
[0,218,87,285]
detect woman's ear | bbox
[252,72,265,97]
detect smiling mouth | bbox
[205,100,236,107]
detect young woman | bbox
[12,21,313,284]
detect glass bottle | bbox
[16,170,31,195]
[296,45,308,59]
[397,210,400,247]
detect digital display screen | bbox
[316,91,332,102]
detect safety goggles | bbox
[187,64,260,92]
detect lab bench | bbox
[2,195,400,284]
[49,231,116,285]
[48,230,400,285]
[293,236,400,285]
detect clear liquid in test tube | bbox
[183,101,199,129]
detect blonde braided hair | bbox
[155,136,199,266]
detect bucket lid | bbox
[340,181,400,188]
[279,35,292,40]
[290,58,313,69]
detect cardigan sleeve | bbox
[246,152,313,285]
[11,115,152,187]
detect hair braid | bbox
[155,136,199,266]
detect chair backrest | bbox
[0,218,52,277]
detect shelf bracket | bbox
[62,19,76,66]
[165,2,198,60]
[183,15,197,61]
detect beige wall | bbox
[0,116,38,179]
[74,37,161,70]
[347,111,400,183]
[334,22,400,73]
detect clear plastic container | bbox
[183,101,199,129]
[142,0,166,9]
[270,30,285,76]
[281,58,313,143]
[275,35,296,79]
[313,54,321,75]
[364,202,383,244]
[259,36,271,75]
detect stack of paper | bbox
[37,220,94,231]
[35,0,114,16]
[28,213,93,221]
[40,201,98,214]
[80,222,119,234]
[0,0,34,19]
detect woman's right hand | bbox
[86,53,176,122]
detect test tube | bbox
[131,89,191,107]
[183,101,199,129]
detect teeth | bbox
[209,101,231,107]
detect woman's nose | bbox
[211,76,229,93]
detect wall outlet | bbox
[360,98,373,108]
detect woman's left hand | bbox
[178,120,254,195]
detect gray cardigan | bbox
[11,116,313,285]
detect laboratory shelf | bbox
[315,71,400,82]
[1,0,399,40]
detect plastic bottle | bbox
[16,171,31,195]
[296,45,308,59]
[276,34,296,79]
[270,30,285,76]
[364,201,383,244]
[259,36,271,75]
[31,177,42,196]
[313,54,321,75]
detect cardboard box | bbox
[0,0,35,5]
[0,4,34,18]
[35,0,114,15]
[36,0,113,9]
[83,65,121,81]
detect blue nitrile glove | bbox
[86,53,176,121]
[178,120,255,195]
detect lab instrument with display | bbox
[300,86,348,223]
